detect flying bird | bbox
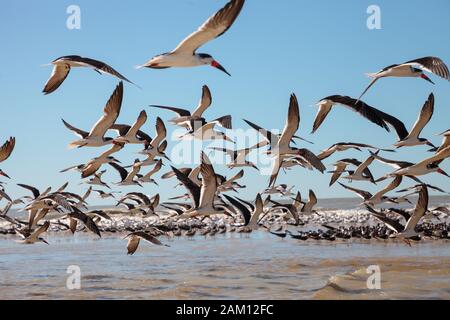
[124,231,169,255]
[62,82,123,149]
[0,137,15,179]
[138,0,245,76]
[358,56,449,101]
[391,93,436,149]
[43,55,134,94]
[312,95,403,134]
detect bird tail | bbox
[365,73,378,79]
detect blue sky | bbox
[1,0,449,204]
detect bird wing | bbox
[332,96,394,131]
[127,110,148,138]
[407,93,434,140]
[126,235,140,255]
[372,176,403,200]
[199,152,218,208]
[69,207,101,237]
[70,56,135,84]
[338,182,372,200]
[89,82,123,138]
[303,190,317,212]
[143,160,163,179]
[224,169,244,185]
[312,102,333,134]
[329,163,347,186]
[134,231,167,246]
[0,137,15,163]
[43,64,71,94]
[296,149,326,173]
[171,166,201,208]
[17,183,40,199]
[403,56,450,81]
[279,94,300,147]
[149,105,191,117]
[172,0,245,54]
[357,77,380,102]
[404,185,428,232]
[223,195,251,225]
[109,162,129,182]
[30,221,50,240]
[366,206,404,233]
[62,119,89,139]
[192,85,212,118]
[151,117,167,147]
[415,146,450,167]
[244,119,278,148]
[354,155,375,176]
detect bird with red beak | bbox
[137,0,244,76]
[0,169,10,179]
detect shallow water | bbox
[0,231,449,300]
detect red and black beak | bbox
[421,73,435,84]
[211,60,231,76]
[0,170,10,179]
[437,168,449,177]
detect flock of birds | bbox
[1,0,450,254]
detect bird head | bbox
[0,169,10,179]
[198,53,231,76]
[419,72,435,84]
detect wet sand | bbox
[0,231,449,300]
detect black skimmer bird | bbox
[245,94,325,186]
[109,160,143,187]
[117,193,160,215]
[112,110,150,145]
[150,85,227,131]
[217,170,246,193]
[138,0,245,76]
[358,56,449,101]
[0,137,15,179]
[16,221,50,244]
[42,55,134,94]
[138,160,163,185]
[338,181,399,206]
[179,122,235,143]
[300,190,319,216]
[328,157,376,186]
[222,193,264,231]
[209,143,262,170]
[269,192,303,225]
[66,207,102,238]
[392,146,450,178]
[83,170,111,189]
[124,231,169,255]
[262,184,295,197]
[312,95,404,134]
[80,143,124,178]
[174,152,228,218]
[390,93,436,149]
[317,142,393,160]
[62,82,123,149]
[93,189,120,200]
[369,151,423,183]
[137,117,169,161]
[368,185,429,243]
